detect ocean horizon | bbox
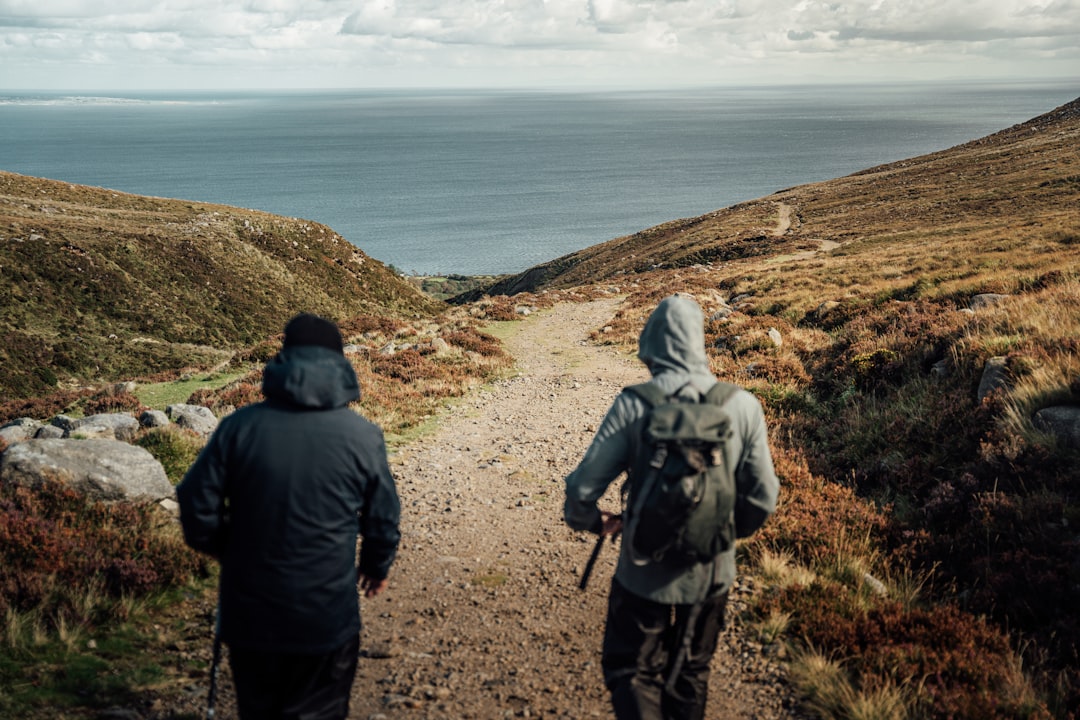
[1,81,1076,275]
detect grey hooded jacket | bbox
[177,345,401,653]
[564,295,779,604]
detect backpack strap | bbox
[623,382,667,408]
[626,380,739,408]
[704,381,739,407]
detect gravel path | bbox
[348,297,803,719]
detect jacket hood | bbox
[262,345,361,409]
[637,295,713,382]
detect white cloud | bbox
[0,0,1076,88]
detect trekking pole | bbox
[206,603,222,720]
[578,534,606,591]
[579,517,621,591]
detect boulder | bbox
[0,418,41,445]
[0,438,173,502]
[1033,406,1080,449]
[166,404,218,436]
[710,307,734,321]
[34,425,65,440]
[969,293,1010,311]
[139,409,171,429]
[66,413,140,442]
[767,327,783,349]
[977,356,1010,402]
[49,414,79,432]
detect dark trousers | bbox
[601,579,728,720]
[228,634,359,720]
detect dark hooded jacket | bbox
[564,295,778,604]
[177,345,401,653]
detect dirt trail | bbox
[345,298,801,719]
[772,203,794,237]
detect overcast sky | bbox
[1,0,1077,90]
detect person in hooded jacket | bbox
[564,294,779,720]
[177,313,401,720]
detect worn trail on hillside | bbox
[342,297,801,719]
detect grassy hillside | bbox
[0,173,440,400]
[468,98,1080,299]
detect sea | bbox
[0,81,1076,276]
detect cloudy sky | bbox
[1,0,1077,90]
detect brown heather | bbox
[0,96,1077,717]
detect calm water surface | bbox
[1,82,1075,274]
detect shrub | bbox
[442,328,505,357]
[83,390,144,416]
[0,480,209,624]
[759,583,1046,719]
[135,428,204,485]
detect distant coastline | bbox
[2,81,1075,275]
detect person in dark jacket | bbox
[564,295,779,720]
[177,313,401,720]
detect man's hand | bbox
[358,573,390,598]
[599,511,623,537]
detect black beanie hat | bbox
[282,313,344,354]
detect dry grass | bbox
[789,645,915,720]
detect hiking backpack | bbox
[624,381,739,565]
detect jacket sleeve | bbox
[357,432,401,580]
[176,427,230,559]
[564,392,637,534]
[732,392,780,539]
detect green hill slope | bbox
[0,174,440,399]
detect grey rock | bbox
[1,438,173,502]
[139,409,171,429]
[1,422,37,445]
[862,573,888,597]
[1033,406,1080,448]
[67,413,140,442]
[166,404,218,436]
[3,417,43,431]
[35,425,66,439]
[710,307,734,321]
[0,427,26,445]
[977,356,1010,402]
[50,414,79,432]
[969,293,1009,311]
[767,327,783,348]
[34,425,65,442]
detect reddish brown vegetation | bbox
[0,480,209,621]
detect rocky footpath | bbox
[342,298,804,719]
